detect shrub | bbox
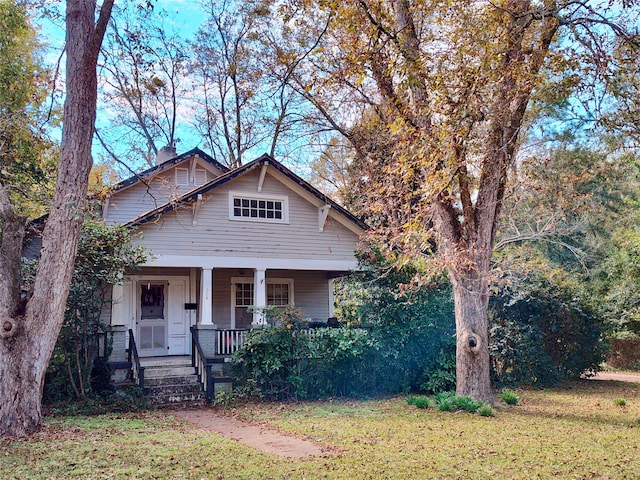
[501,389,519,405]
[607,334,640,369]
[232,307,311,400]
[489,275,606,387]
[613,398,626,407]
[354,254,456,395]
[30,220,146,404]
[406,395,430,409]
[434,392,487,414]
[434,391,456,412]
[452,395,483,413]
[477,404,495,417]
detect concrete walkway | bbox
[591,371,640,383]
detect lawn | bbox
[2,380,639,479]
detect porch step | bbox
[144,366,197,378]
[141,360,205,408]
[140,355,192,368]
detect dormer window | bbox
[229,191,289,223]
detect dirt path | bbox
[591,371,640,383]
[172,408,326,459]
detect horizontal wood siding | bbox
[105,171,182,225]
[212,268,235,328]
[105,157,224,225]
[291,271,330,322]
[133,171,360,262]
[209,269,330,328]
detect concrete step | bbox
[147,391,205,408]
[143,366,196,378]
[144,382,202,396]
[145,375,200,388]
[140,356,192,368]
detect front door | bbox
[137,282,168,356]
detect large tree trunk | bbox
[449,270,493,403]
[0,0,113,438]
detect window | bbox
[229,192,289,223]
[176,167,212,187]
[234,282,254,306]
[140,284,165,319]
[175,168,189,186]
[267,282,290,306]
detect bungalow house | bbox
[102,147,365,404]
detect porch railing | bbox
[127,328,145,390]
[190,326,214,404]
[215,328,250,356]
[213,327,340,355]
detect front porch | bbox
[118,320,342,406]
[108,266,342,358]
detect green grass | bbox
[2,380,640,479]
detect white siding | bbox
[133,171,360,263]
[208,268,330,328]
[105,157,225,225]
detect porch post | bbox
[253,268,267,326]
[328,278,335,318]
[110,283,124,326]
[200,267,213,325]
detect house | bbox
[102,147,365,403]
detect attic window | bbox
[176,167,212,187]
[229,191,288,224]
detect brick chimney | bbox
[156,144,177,165]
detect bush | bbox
[233,257,458,400]
[45,386,148,416]
[607,335,640,369]
[354,253,456,395]
[489,276,606,387]
[32,220,146,404]
[434,391,456,412]
[434,392,485,414]
[406,395,431,409]
[232,307,311,400]
[477,404,495,417]
[501,389,519,405]
[613,398,627,407]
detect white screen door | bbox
[137,282,168,356]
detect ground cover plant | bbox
[2,380,639,479]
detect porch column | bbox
[200,267,213,325]
[110,283,124,326]
[253,268,267,326]
[328,278,335,318]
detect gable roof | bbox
[122,153,367,233]
[111,147,230,193]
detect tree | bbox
[98,4,188,168]
[0,0,56,217]
[190,0,274,167]
[191,0,320,167]
[34,220,146,401]
[0,0,114,438]
[286,0,639,401]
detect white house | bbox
[103,147,365,380]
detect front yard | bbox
[2,380,639,479]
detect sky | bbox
[35,1,213,172]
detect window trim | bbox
[228,191,289,224]
[230,277,295,328]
